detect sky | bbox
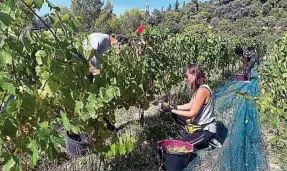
[37,0,208,16]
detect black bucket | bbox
[65,131,90,157]
[157,140,194,171]
[162,152,192,171]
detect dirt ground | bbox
[261,124,286,171]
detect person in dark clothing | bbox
[235,46,260,80]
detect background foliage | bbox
[0,0,286,170]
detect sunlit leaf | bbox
[60,111,71,131]
[62,13,70,23]
[35,50,46,65]
[27,140,39,168]
[3,157,16,171]
[35,0,45,9]
[0,50,12,65]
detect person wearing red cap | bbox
[136,25,147,36]
[135,25,149,56]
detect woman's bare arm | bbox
[171,88,210,117]
[176,102,192,110]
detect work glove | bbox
[86,73,93,82]
[161,103,177,112]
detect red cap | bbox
[136,25,146,35]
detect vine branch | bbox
[0,91,8,110]
[20,0,59,42]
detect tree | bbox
[72,0,103,31]
[210,17,220,26]
[103,0,113,14]
[152,8,163,25]
[107,17,121,34]
[174,0,180,12]
[262,3,272,16]
[276,18,287,28]
[219,0,232,5]
[93,13,112,33]
[57,7,73,17]
[118,9,144,36]
[93,0,115,33]
[167,4,172,11]
[161,11,181,33]
[31,14,51,30]
[180,1,197,18]
[191,0,199,12]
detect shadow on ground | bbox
[106,112,182,171]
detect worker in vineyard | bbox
[234,46,260,80]
[135,25,149,56]
[83,33,127,75]
[136,25,147,36]
[161,63,219,149]
[136,25,149,44]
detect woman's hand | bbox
[115,49,121,55]
[89,63,101,75]
[161,103,177,112]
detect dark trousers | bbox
[172,114,216,146]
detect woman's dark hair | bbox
[234,46,244,56]
[185,63,207,91]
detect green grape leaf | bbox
[46,0,61,11]
[35,50,46,65]
[35,0,45,9]
[110,143,116,156]
[60,111,71,131]
[3,119,17,138]
[6,0,16,10]
[74,101,84,116]
[118,139,126,155]
[39,121,49,128]
[38,80,54,98]
[125,139,134,153]
[0,50,12,65]
[119,144,126,155]
[105,151,113,158]
[0,12,14,26]
[70,125,80,134]
[25,0,33,6]
[2,157,16,171]
[27,140,39,168]
[0,82,15,94]
[85,94,96,119]
[62,13,70,22]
